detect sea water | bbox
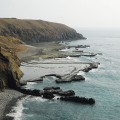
[8,29,120,120]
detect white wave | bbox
[99,64,105,69]
[29,96,48,102]
[77,71,85,76]
[6,96,48,120]
[66,56,71,60]
[6,96,29,120]
[60,48,68,51]
[90,69,98,73]
[53,96,60,100]
[27,82,36,85]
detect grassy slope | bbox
[0,18,76,31]
[0,18,84,43]
[0,35,26,53]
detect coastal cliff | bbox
[0,36,24,89]
[0,18,85,43]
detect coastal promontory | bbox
[0,18,85,44]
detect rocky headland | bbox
[0,18,86,44]
[0,18,98,120]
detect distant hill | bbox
[0,18,85,43]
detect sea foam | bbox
[6,96,29,120]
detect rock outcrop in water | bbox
[17,87,95,105]
[0,18,86,44]
[60,96,95,105]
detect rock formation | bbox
[0,36,24,90]
[60,96,95,105]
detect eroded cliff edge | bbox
[0,18,86,44]
[0,36,24,89]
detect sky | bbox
[0,0,120,28]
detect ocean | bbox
[7,29,120,120]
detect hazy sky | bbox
[1,0,120,28]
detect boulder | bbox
[43,86,60,90]
[43,87,62,94]
[55,79,72,83]
[90,63,99,69]
[43,91,55,99]
[82,66,92,72]
[83,63,99,72]
[70,75,85,81]
[58,90,75,96]
[18,88,43,96]
[27,77,43,82]
[60,96,95,105]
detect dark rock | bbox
[73,50,83,52]
[67,45,89,49]
[20,81,27,86]
[27,77,43,82]
[18,88,43,96]
[60,96,95,105]
[89,63,99,69]
[0,80,5,92]
[43,91,55,99]
[43,86,60,90]
[52,87,61,90]
[83,53,97,57]
[32,89,43,96]
[43,87,62,94]
[44,89,62,94]
[58,90,75,96]
[82,66,92,72]
[70,75,85,81]
[83,63,99,72]
[55,79,72,83]
[43,87,52,90]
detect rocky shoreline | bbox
[18,42,99,106]
[0,41,100,120]
[16,86,95,105]
[0,89,23,120]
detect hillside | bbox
[0,35,26,52]
[0,18,85,43]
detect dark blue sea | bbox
[7,29,120,120]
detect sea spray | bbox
[6,96,29,120]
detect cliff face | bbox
[0,18,85,43]
[0,36,24,89]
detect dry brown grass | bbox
[0,18,73,31]
[0,35,27,53]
